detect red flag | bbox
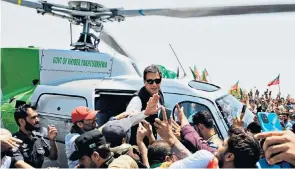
[193,65,201,80]
[267,74,280,86]
[230,81,239,91]
[202,69,209,82]
[189,67,197,80]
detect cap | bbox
[102,118,132,148]
[69,130,107,161]
[71,106,98,124]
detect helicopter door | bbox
[163,92,228,140]
[94,90,136,127]
[34,94,87,168]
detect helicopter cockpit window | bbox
[172,101,222,139]
[215,94,254,128]
[173,102,210,123]
[94,92,134,127]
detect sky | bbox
[1,0,295,97]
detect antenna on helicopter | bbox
[169,44,186,77]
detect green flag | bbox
[189,67,197,80]
[240,88,243,100]
[229,81,242,99]
[202,69,209,82]
[155,65,177,79]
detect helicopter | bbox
[1,0,295,167]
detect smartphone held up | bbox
[256,112,292,168]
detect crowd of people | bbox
[240,88,295,131]
[1,65,295,169]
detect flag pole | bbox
[278,73,281,94]
[205,68,212,83]
[208,74,212,83]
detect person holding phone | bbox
[154,106,261,168]
[255,130,295,167]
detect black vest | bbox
[129,87,165,146]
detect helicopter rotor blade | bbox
[116,4,295,18]
[4,0,294,20]
[100,31,133,59]
[2,0,42,9]
[3,0,294,62]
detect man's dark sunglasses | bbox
[146,78,161,84]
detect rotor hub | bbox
[66,1,112,51]
[68,1,105,11]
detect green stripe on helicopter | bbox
[1,48,40,132]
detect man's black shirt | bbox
[10,130,50,168]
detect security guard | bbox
[10,104,58,168]
[69,130,115,168]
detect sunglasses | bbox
[146,78,161,84]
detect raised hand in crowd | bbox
[154,107,175,145]
[173,103,217,154]
[170,118,181,141]
[48,125,58,141]
[154,107,192,159]
[0,130,22,151]
[232,107,245,129]
[255,130,295,166]
[144,93,161,116]
[175,103,189,127]
[137,122,148,143]
[142,120,156,144]
[47,125,59,161]
[136,122,149,167]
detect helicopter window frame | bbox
[94,90,136,126]
[172,100,223,140]
[35,93,88,117]
[131,62,142,77]
[215,94,254,129]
